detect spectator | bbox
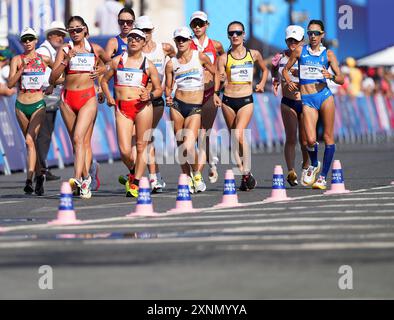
[362,67,376,96]
[35,21,67,181]
[0,47,16,96]
[375,66,393,98]
[95,0,124,35]
[346,57,363,97]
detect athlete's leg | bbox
[115,110,135,171]
[235,103,254,174]
[281,104,298,171]
[302,105,320,166]
[298,112,309,168]
[148,105,164,175]
[170,107,190,176]
[320,96,336,179]
[84,111,97,178]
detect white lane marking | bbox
[217,242,394,252]
[0,201,23,205]
[287,197,394,203]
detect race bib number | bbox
[21,72,45,90]
[230,64,253,83]
[69,53,95,72]
[300,64,324,80]
[116,68,144,87]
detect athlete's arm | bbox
[49,45,68,85]
[141,61,163,102]
[213,53,226,107]
[199,52,215,76]
[7,55,23,89]
[252,49,268,93]
[164,59,174,105]
[324,50,344,85]
[162,43,176,58]
[100,57,118,107]
[283,46,301,91]
[213,40,225,56]
[105,37,118,58]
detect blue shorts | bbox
[281,97,303,114]
[301,87,333,111]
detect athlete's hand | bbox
[255,82,265,93]
[272,79,280,97]
[290,68,298,78]
[44,85,54,95]
[97,92,106,104]
[287,81,298,92]
[166,95,173,106]
[107,96,116,107]
[139,87,150,102]
[213,94,222,108]
[321,66,332,79]
[65,49,76,62]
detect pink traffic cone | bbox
[48,182,82,225]
[167,174,199,213]
[265,165,292,202]
[324,160,350,195]
[127,177,159,217]
[214,169,243,208]
[391,181,394,185]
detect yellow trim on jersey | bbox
[225,49,254,85]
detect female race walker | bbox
[271,25,309,187]
[283,20,344,189]
[101,28,162,197]
[135,15,176,193]
[165,27,215,194]
[189,11,224,188]
[50,16,111,199]
[8,27,52,196]
[214,21,268,191]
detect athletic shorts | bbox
[15,99,46,119]
[171,97,202,118]
[222,95,254,113]
[152,97,165,108]
[116,99,148,121]
[281,96,303,114]
[301,87,333,111]
[203,87,215,105]
[62,87,96,114]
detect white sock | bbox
[149,173,157,181]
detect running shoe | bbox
[239,173,257,191]
[125,181,139,197]
[80,176,92,199]
[303,161,321,186]
[193,173,207,193]
[34,175,45,196]
[187,175,195,194]
[69,178,81,196]
[208,166,218,184]
[300,168,309,187]
[119,173,134,186]
[287,169,298,187]
[24,179,34,194]
[43,169,60,181]
[150,178,163,193]
[312,175,327,190]
[89,160,100,191]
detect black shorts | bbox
[152,97,165,107]
[222,95,254,113]
[281,96,303,114]
[171,97,202,118]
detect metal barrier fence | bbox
[1,92,393,174]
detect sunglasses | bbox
[127,35,144,42]
[118,19,134,26]
[141,28,153,34]
[174,36,190,43]
[67,27,84,34]
[228,30,243,37]
[307,30,323,37]
[190,19,206,29]
[21,37,36,43]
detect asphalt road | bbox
[0,144,394,299]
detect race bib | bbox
[21,72,45,90]
[230,64,253,83]
[69,53,95,72]
[299,64,324,80]
[116,68,144,87]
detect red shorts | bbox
[116,99,147,121]
[62,87,96,114]
[203,87,215,104]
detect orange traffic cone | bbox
[265,165,293,202]
[48,182,82,225]
[324,160,350,195]
[126,177,159,217]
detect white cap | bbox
[126,28,147,39]
[190,11,208,23]
[135,16,154,29]
[20,27,38,39]
[45,21,67,36]
[285,25,304,41]
[173,27,192,39]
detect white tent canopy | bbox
[357,46,394,66]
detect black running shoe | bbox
[239,175,248,191]
[245,173,257,190]
[24,179,34,194]
[44,170,61,181]
[35,175,45,196]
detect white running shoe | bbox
[80,176,92,199]
[150,178,164,193]
[312,175,327,190]
[69,178,81,196]
[303,161,321,186]
[193,173,207,193]
[300,168,309,187]
[208,166,218,184]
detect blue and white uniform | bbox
[298,44,333,110]
[114,35,128,57]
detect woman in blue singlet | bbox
[282,20,344,190]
